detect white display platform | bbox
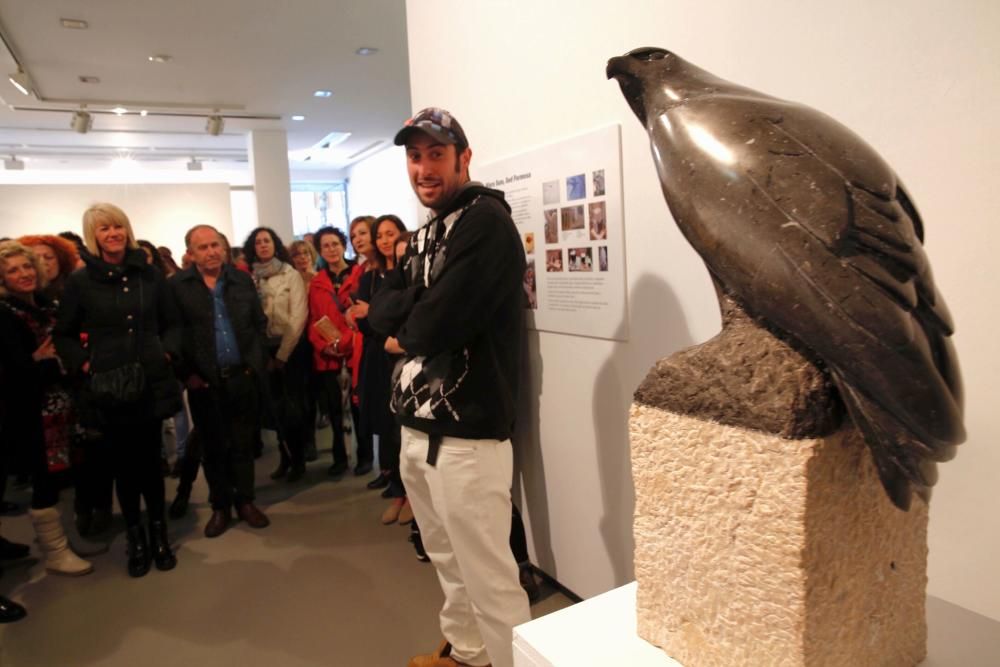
[513,583,678,666]
[513,582,1000,667]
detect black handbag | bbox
[88,277,147,407]
[89,362,146,407]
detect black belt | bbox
[426,434,442,466]
[218,364,249,379]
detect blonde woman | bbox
[0,241,91,581]
[288,238,321,461]
[53,203,181,578]
[289,239,318,286]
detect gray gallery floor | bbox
[0,437,572,666]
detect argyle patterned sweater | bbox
[368,183,525,441]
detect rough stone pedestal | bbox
[629,405,928,666]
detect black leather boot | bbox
[125,524,151,578]
[148,520,177,571]
[0,595,27,623]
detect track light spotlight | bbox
[4,156,25,170]
[8,68,33,96]
[187,158,203,171]
[71,110,93,133]
[206,115,224,136]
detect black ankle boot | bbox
[125,524,151,578]
[519,563,541,603]
[169,485,191,520]
[148,520,177,572]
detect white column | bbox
[247,130,294,244]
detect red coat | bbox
[307,268,355,372]
[342,265,367,395]
[333,265,366,392]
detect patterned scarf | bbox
[0,295,53,345]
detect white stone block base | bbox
[629,404,928,666]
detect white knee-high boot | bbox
[29,507,94,576]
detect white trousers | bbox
[401,426,531,667]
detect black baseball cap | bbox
[393,107,468,150]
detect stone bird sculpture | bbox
[607,48,964,510]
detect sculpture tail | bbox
[832,373,954,511]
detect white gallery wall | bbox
[346,145,421,229]
[0,183,233,257]
[384,0,1000,620]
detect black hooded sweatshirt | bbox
[369,183,526,443]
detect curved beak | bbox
[606,55,629,80]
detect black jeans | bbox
[73,435,114,514]
[320,371,347,466]
[104,419,165,525]
[189,369,258,510]
[269,341,312,469]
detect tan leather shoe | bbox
[381,498,404,525]
[407,641,490,667]
[397,498,414,525]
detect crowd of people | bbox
[1,107,533,667]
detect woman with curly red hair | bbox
[17,235,79,303]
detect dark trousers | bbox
[189,369,258,510]
[73,436,114,513]
[270,341,312,469]
[175,427,203,494]
[510,503,529,565]
[352,402,372,466]
[105,419,166,525]
[378,425,405,498]
[320,371,347,466]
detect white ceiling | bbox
[0,0,411,174]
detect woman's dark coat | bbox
[53,248,181,424]
[0,294,61,472]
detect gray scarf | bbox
[252,257,283,281]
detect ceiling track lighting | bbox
[8,68,33,96]
[4,156,25,170]
[187,158,203,171]
[206,114,224,136]
[11,104,281,121]
[71,110,93,134]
